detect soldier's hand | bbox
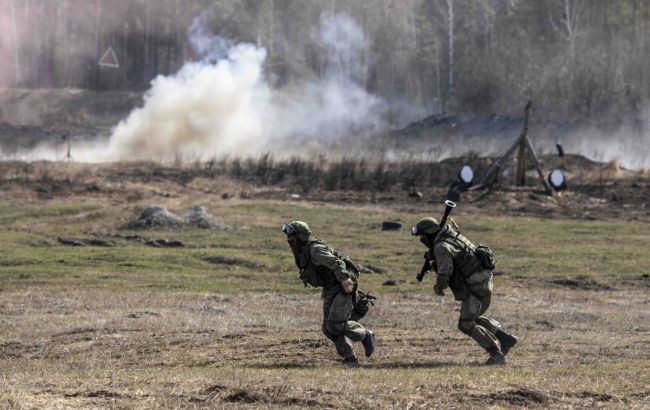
[341,279,355,294]
[433,282,445,296]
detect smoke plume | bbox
[107,11,387,161]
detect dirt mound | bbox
[127,206,184,229]
[183,206,228,229]
[127,205,228,230]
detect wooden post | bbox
[472,101,553,195]
[523,135,553,195]
[475,101,532,189]
[516,138,527,186]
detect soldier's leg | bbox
[474,278,518,355]
[323,324,355,358]
[325,292,368,359]
[458,294,500,352]
[322,294,346,357]
[474,286,502,335]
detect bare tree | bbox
[9,0,21,85]
[549,0,585,59]
[431,0,456,112]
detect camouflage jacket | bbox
[433,226,491,300]
[295,238,357,294]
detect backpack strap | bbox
[435,230,481,278]
[307,238,360,279]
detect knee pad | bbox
[458,319,475,335]
[326,320,346,336]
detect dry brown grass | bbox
[1,282,648,409]
[0,160,649,408]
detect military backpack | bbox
[475,244,496,270]
[435,228,496,276]
[297,238,360,287]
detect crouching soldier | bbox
[411,217,518,365]
[282,221,375,365]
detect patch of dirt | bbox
[204,256,263,270]
[470,388,550,406]
[277,397,323,407]
[548,277,613,291]
[573,391,613,401]
[126,311,161,319]
[0,258,41,266]
[362,264,387,273]
[64,390,124,399]
[52,327,97,338]
[223,390,263,403]
[618,274,650,288]
[302,338,329,348]
[57,237,114,247]
[201,384,227,395]
[145,239,184,248]
[0,341,41,358]
[526,320,556,331]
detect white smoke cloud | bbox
[108,44,270,160]
[105,11,388,161]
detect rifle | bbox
[416,253,433,282]
[416,200,457,282]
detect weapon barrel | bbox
[415,200,458,282]
[439,200,457,227]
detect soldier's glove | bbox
[433,281,446,296]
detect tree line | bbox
[2,0,648,122]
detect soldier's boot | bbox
[485,348,506,366]
[342,356,360,367]
[495,330,518,356]
[361,330,375,358]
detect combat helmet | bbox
[281,221,311,242]
[411,217,441,236]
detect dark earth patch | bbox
[223,389,263,403]
[548,277,612,291]
[64,390,124,399]
[469,388,550,406]
[201,384,227,395]
[204,256,263,270]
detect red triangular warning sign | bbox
[98,46,119,68]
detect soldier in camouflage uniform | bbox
[411,217,518,365]
[282,221,376,365]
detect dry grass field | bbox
[0,161,649,409]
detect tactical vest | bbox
[434,228,483,279]
[296,238,359,288]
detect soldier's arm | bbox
[310,244,351,282]
[434,242,456,289]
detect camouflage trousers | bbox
[457,275,502,352]
[321,291,367,359]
